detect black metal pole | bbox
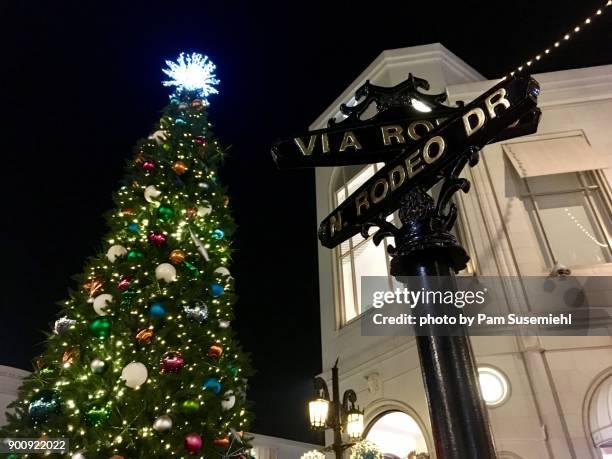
[330,362,344,459]
[389,189,497,459]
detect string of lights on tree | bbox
[504,0,611,78]
[0,52,253,458]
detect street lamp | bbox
[308,358,364,458]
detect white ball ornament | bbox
[93,294,113,316]
[197,203,212,217]
[106,244,127,262]
[219,319,230,329]
[71,453,86,459]
[144,185,162,204]
[155,263,177,283]
[153,414,173,432]
[120,362,148,388]
[215,267,231,277]
[221,390,236,411]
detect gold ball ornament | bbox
[223,195,230,207]
[186,207,198,219]
[191,99,204,109]
[83,277,104,298]
[208,343,223,359]
[62,347,80,365]
[135,328,154,344]
[169,249,186,264]
[133,151,145,165]
[172,160,188,175]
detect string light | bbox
[506,1,611,77]
[564,208,608,247]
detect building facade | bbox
[313,44,612,459]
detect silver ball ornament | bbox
[153,414,173,432]
[53,316,76,335]
[72,453,86,459]
[198,182,209,190]
[90,358,107,374]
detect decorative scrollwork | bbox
[328,73,459,127]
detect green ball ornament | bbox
[85,405,111,426]
[157,205,175,221]
[181,399,200,414]
[89,317,111,338]
[228,364,239,378]
[163,143,171,151]
[183,260,200,278]
[127,250,143,260]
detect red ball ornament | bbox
[148,231,167,247]
[160,350,185,374]
[117,275,132,291]
[184,432,203,454]
[120,208,135,217]
[195,136,206,146]
[208,344,223,359]
[142,160,156,172]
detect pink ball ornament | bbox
[195,136,206,146]
[148,231,167,247]
[184,433,203,455]
[142,160,156,172]
[160,351,185,374]
[117,275,132,291]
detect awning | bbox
[503,135,608,178]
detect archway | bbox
[365,410,429,458]
[587,373,612,458]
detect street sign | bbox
[271,74,539,169]
[317,75,540,248]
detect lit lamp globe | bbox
[308,398,329,429]
[346,409,365,441]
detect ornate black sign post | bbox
[272,73,541,458]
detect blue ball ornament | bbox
[202,377,222,394]
[150,302,167,318]
[28,390,61,423]
[212,229,225,240]
[128,223,140,233]
[211,283,224,298]
[175,118,187,126]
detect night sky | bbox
[1,0,611,445]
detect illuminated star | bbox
[162,52,219,100]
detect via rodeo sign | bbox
[271,74,541,248]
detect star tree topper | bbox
[162,52,220,100]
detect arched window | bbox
[365,410,429,458]
[588,374,612,458]
[332,164,393,324]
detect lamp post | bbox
[308,358,364,458]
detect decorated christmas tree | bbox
[2,53,252,458]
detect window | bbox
[334,164,393,324]
[365,411,429,458]
[521,171,612,267]
[478,366,510,407]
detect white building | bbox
[312,44,612,459]
[0,365,30,426]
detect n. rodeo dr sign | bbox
[317,75,540,248]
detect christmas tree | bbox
[2,53,252,458]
